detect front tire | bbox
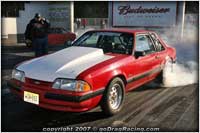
[25,40,33,48]
[64,40,72,47]
[100,77,125,116]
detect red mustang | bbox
[9,29,176,116]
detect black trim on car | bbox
[7,80,22,92]
[44,88,105,102]
[127,67,162,83]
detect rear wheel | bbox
[156,58,174,85]
[162,58,174,85]
[100,77,125,116]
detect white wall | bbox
[2,18,17,38]
[17,2,49,34]
[2,2,72,37]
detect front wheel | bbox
[64,40,72,47]
[25,39,33,48]
[100,77,125,116]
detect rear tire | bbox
[100,77,125,116]
[156,58,174,85]
[162,58,174,85]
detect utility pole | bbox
[70,1,74,32]
[177,1,186,39]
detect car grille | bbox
[25,78,52,89]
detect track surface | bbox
[1,45,199,132]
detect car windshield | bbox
[73,31,133,55]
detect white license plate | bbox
[24,91,39,105]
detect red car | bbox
[9,29,176,116]
[25,27,76,47]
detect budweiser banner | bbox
[112,2,177,27]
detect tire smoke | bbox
[160,14,198,87]
[162,60,198,87]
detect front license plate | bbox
[24,91,39,105]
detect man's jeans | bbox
[33,36,48,57]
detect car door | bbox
[126,33,161,90]
[60,28,74,44]
[48,28,66,45]
[56,28,68,45]
[149,32,168,68]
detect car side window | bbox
[150,33,165,51]
[83,33,99,47]
[135,34,156,54]
[97,34,133,54]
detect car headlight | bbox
[52,79,91,92]
[12,69,25,82]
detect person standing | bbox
[81,18,87,29]
[100,19,106,29]
[25,13,50,57]
[76,18,81,29]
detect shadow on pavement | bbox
[2,92,107,132]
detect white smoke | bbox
[159,14,198,87]
[162,60,198,87]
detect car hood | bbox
[17,46,113,82]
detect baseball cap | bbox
[35,13,41,18]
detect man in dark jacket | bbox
[25,13,50,57]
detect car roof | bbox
[88,28,152,34]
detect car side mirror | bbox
[134,51,146,59]
[64,40,72,47]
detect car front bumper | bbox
[8,80,104,112]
